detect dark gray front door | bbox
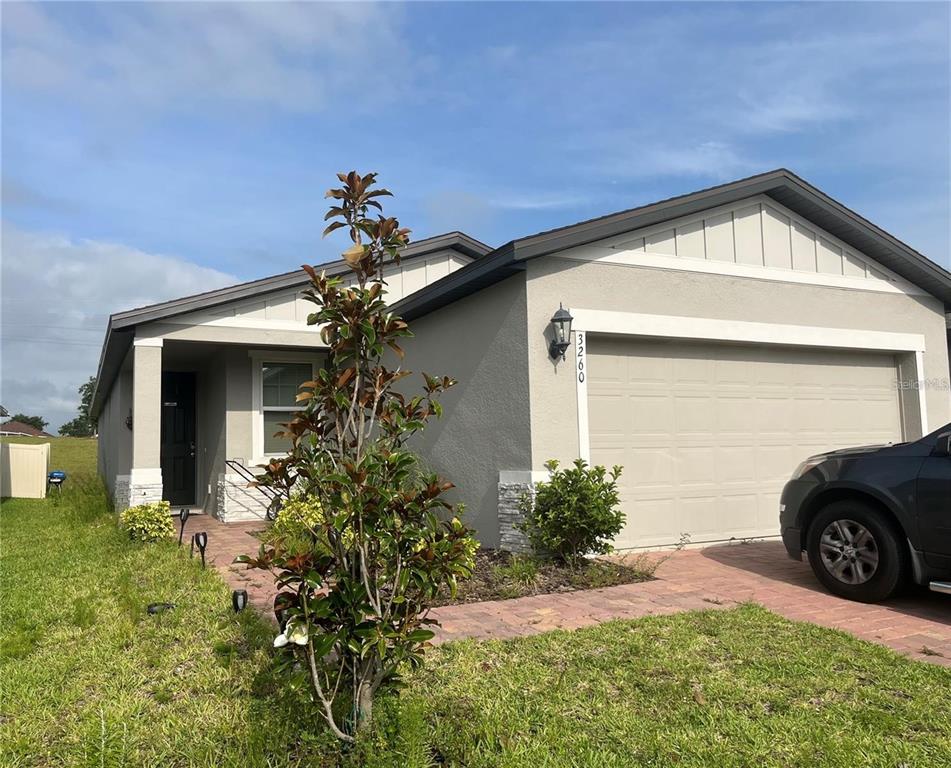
[161,372,196,507]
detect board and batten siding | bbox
[166,250,470,329]
[604,196,909,288]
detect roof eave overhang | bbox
[91,231,493,418]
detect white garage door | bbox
[587,337,904,549]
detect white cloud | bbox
[0,225,237,431]
[1,2,411,113]
[490,193,587,211]
[591,140,759,182]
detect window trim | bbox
[249,350,322,463]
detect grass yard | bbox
[0,435,98,476]
[2,439,949,767]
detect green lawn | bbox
[1,435,98,476]
[2,439,949,767]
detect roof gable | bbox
[395,169,951,320]
[91,231,490,418]
[556,193,926,297]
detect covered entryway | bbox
[587,336,905,549]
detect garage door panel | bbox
[629,395,675,434]
[677,446,717,485]
[756,445,796,482]
[588,394,626,435]
[715,397,757,433]
[679,497,719,538]
[717,446,757,483]
[624,497,676,544]
[627,447,675,487]
[588,337,903,548]
[674,396,716,434]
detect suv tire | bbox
[806,500,906,603]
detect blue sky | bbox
[2,1,949,429]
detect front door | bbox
[161,372,196,507]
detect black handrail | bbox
[224,459,286,520]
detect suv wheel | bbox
[806,501,906,603]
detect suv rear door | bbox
[917,428,951,567]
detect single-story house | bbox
[1,420,53,438]
[92,169,951,551]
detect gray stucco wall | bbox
[525,256,951,467]
[404,273,532,547]
[196,350,227,516]
[97,362,132,499]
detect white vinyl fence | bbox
[1,442,51,499]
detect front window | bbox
[261,361,313,454]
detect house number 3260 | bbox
[576,331,585,383]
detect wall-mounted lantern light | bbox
[548,304,574,360]
[178,508,190,546]
[232,589,248,613]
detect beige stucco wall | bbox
[404,273,532,547]
[525,256,951,468]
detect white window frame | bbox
[570,309,929,462]
[249,350,322,463]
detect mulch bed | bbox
[431,549,657,607]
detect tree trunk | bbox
[356,684,374,730]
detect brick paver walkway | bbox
[187,514,950,666]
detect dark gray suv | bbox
[780,423,951,603]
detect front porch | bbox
[107,337,324,521]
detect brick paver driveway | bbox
[193,516,950,666]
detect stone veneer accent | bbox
[216,473,271,522]
[114,473,162,511]
[498,474,536,554]
[114,475,131,512]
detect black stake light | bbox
[232,589,248,613]
[194,531,208,568]
[178,507,190,546]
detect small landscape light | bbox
[548,303,574,360]
[178,508,190,546]
[232,589,248,613]
[194,531,208,568]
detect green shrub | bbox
[119,500,174,543]
[491,555,539,586]
[519,459,624,566]
[261,496,325,551]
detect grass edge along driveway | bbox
[1,440,948,767]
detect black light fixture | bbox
[193,531,208,568]
[232,589,248,613]
[548,303,574,360]
[178,508,190,546]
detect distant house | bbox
[0,420,53,438]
